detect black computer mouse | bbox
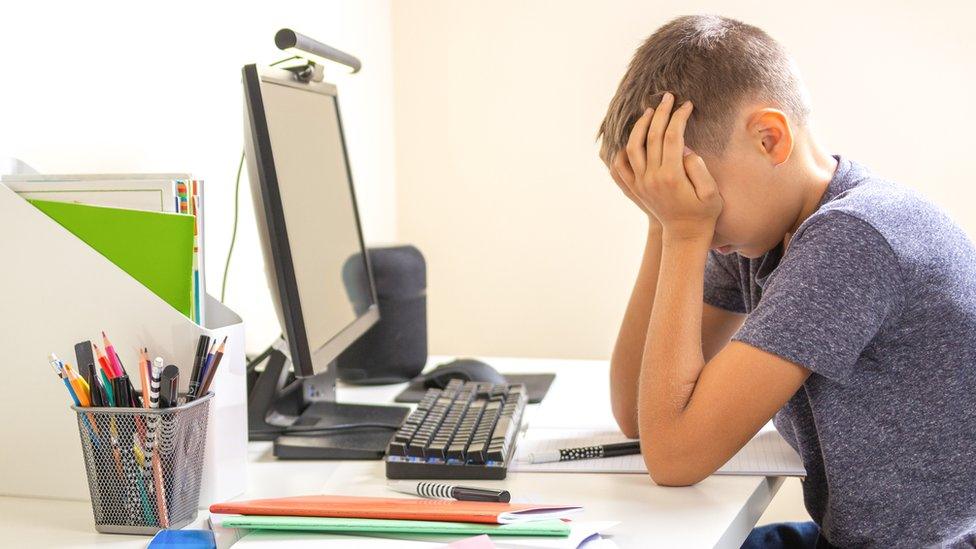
[420,359,507,388]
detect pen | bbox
[388,481,511,503]
[49,354,79,405]
[160,364,180,408]
[113,375,133,407]
[148,357,169,527]
[187,335,210,401]
[528,440,641,464]
[198,341,216,387]
[49,355,100,439]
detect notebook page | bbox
[510,423,805,476]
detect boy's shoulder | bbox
[796,158,967,266]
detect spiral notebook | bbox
[510,423,806,477]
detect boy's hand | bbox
[625,93,723,242]
[603,150,660,227]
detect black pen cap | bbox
[160,364,180,408]
[112,375,130,407]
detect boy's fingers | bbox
[683,151,719,202]
[646,92,675,170]
[613,152,635,186]
[626,108,653,176]
[662,101,693,169]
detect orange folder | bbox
[210,495,581,525]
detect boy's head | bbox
[599,15,817,257]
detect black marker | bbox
[187,335,210,401]
[113,375,133,407]
[160,365,180,408]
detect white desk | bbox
[0,357,782,548]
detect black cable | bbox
[250,422,401,437]
[220,54,309,303]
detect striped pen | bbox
[528,440,641,464]
[148,357,169,527]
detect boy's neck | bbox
[784,133,838,241]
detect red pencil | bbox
[92,343,115,379]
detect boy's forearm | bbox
[638,233,711,461]
[610,221,663,437]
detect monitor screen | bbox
[243,65,379,378]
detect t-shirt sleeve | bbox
[732,212,903,382]
[703,250,747,313]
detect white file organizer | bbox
[0,183,247,507]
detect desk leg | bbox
[714,476,785,549]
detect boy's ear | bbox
[748,108,793,166]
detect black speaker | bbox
[336,245,428,384]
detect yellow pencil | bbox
[63,363,92,407]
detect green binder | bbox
[219,516,571,537]
[30,199,194,319]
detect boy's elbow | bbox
[611,406,639,439]
[643,445,710,487]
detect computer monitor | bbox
[242,64,408,458]
[244,64,377,380]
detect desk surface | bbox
[0,357,781,548]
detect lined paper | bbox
[510,424,805,477]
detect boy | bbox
[598,15,976,548]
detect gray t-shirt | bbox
[704,156,976,548]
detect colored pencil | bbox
[62,363,91,407]
[102,332,122,377]
[92,343,115,379]
[199,336,227,396]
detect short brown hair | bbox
[598,15,810,160]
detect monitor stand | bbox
[247,346,409,459]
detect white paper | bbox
[510,424,805,477]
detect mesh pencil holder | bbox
[71,392,213,535]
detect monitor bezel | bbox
[242,63,380,379]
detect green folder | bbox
[30,199,194,319]
[219,516,570,537]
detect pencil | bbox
[62,363,92,407]
[138,348,150,409]
[92,344,116,404]
[198,336,227,396]
[49,355,100,438]
[102,331,124,378]
[92,343,115,379]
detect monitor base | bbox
[274,402,409,460]
[247,341,409,459]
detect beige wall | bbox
[391,0,976,361]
